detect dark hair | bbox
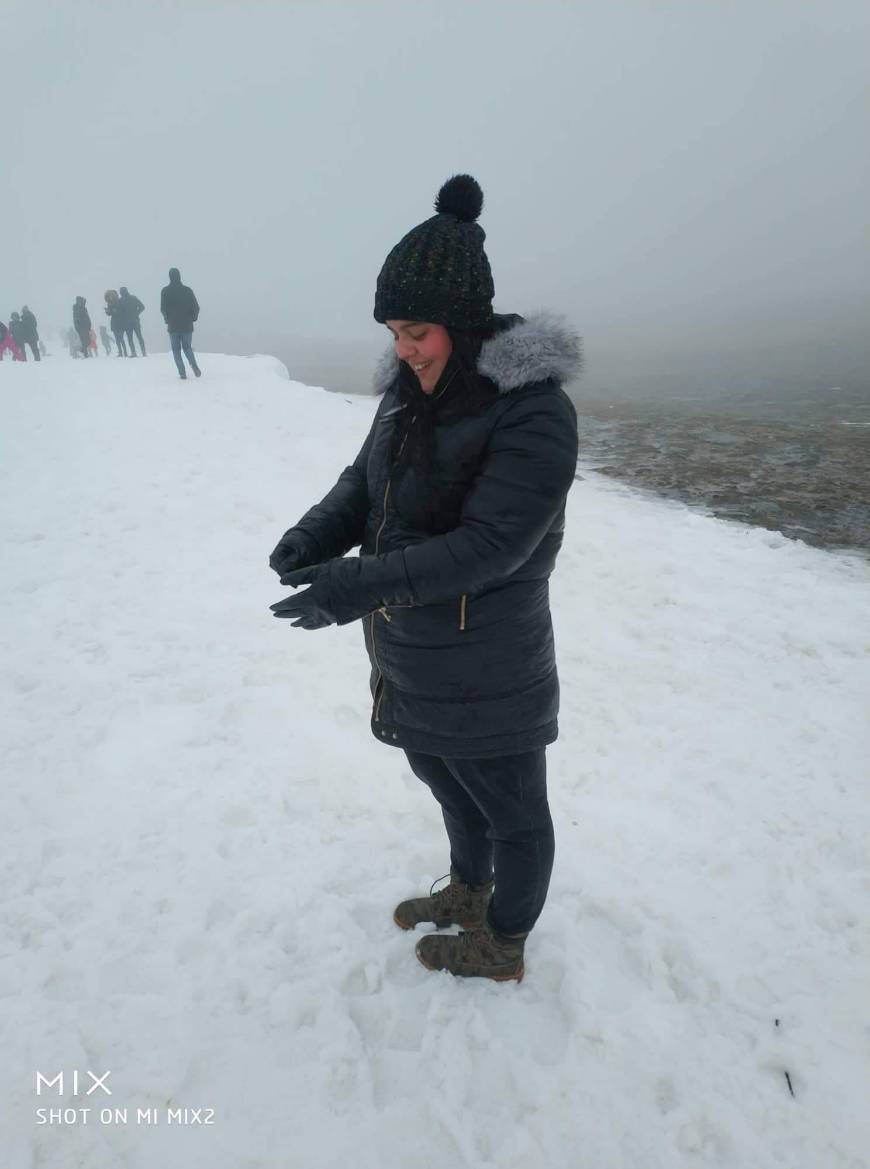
[443,325,498,419]
[390,325,497,472]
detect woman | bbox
[269,175,581,982]
[72,297,91,358]
[104,290,127,357]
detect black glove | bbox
[269,530,318,579]
[270,565,335,629]
[270,556,411,630]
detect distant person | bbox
[119,286,146,356]
[66,327,81,358]
[99,324,113,355]
[20,306,41,361]
[73,297,91,358]
[160,267,201,379]
[0,320,24,361]
[89,328,99,357]
[104,290,127,356]
[9,312,27,357]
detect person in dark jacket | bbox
[104,290,127,356]
[19,306,41,361]
[0,320,24,361]
[9,313,27,357]
[159,267,200,379]
[72,298,91,357]
[119,286,146,356]
[268,176,580,982]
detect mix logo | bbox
[36,1071,112,1097]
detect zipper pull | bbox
[380,403,408,420]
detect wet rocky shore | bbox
[576,389,870,555]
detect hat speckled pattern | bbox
[374,174,495,331]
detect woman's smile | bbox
[386,320,453,393]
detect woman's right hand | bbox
[269,531,314,579]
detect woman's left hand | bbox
[271,555,413,629]
[270,565,336,629]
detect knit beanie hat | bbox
[374,175,494,331]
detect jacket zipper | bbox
[371,419,414,722]
[371,479,391,722]
[459,594,467,631]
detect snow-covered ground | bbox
[2,353,868,1169]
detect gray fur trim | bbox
[372,345,399,396]
[371,312,582,396]
[478,312,583,393]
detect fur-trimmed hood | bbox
[372,312,582,396]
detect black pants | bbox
[76,329,90,357]
[125,324,145,356]
[404,748,554,936]
[113,329,127,356]
[24,338,40,361]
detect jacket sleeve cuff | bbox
[327,551,416,625]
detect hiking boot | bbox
[393,869,493,931]
[415,922,526,982]
[193,366,202,378]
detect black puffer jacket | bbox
[288,313,581,757]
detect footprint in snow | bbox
[334,704,361,726]
[219,805,256,827]
[341,962,382,996]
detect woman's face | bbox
[386,320,452,394]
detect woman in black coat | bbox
[270,176,580,982]
[104,291,127,357]
[72,297,91,358]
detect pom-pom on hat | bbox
[373,174,494,331]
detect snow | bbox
[1,352,868,1169]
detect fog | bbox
[4,0,868,399]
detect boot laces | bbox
[427,872,493,913]
[456,924,501,962]
[457,923,523,963]
[429,873,463,909]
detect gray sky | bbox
[3,0,868,395]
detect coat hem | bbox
[369,719,558,759]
